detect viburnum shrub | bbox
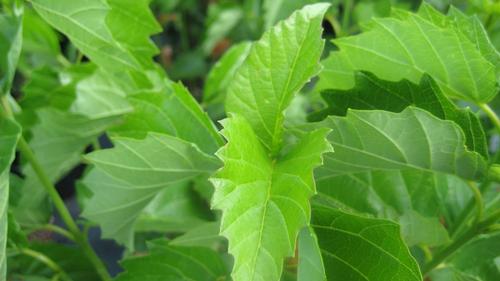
[0,0,499,281]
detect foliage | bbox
[1,1,499,281]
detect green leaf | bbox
[311,203,422,281]
[297,227,326,281]
[315,107,487,180]
[210,114,332,281]
[31,0,160,70]
[0,118,21,280]
[317,4,497,102]
[316,170,469,246]
[82,133,220,248]
[115,239,229,281]
[112,82,223,154]
[0,1,23,95]
[428,267,482,281]
[226,3,329,154]
[169,221,222,248]
[312,72,488,158]
[418,3,500,76]
[204,42,252,105]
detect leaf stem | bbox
[465,181,484,224]
[478,103,500,134]
[1,95,111,281]
[28,224,75,241]
[19,248,73,281]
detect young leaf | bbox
[311,203,422,281]
[0,1,23,95]
[312,72,488,158]
[317,5,496,102]
[225,3,329,154]
[315,107,487,180]
[0,118,21,279]
[115,239,229,281]
[297,227,326,281]
[31,0,159,70]
[82,133,220,248]
[211,114,332,281]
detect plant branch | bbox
[1,96,111,281]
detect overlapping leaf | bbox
[316,170,471,247]
[311,203,422,281]
[211,115,332,281]
[0,118,21,279]
[82,134,220,248]
[312,72,488,157]
[115,239,229,281]
[225,3,329,154]
[317,4,496,102]
[315,107,487,180]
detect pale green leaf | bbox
[203,5,243,54]
[312,72,488,158]
[315,107,487,180]
[317,5,496,102]
[0,1,23,95]
[204,42,252,105]
[226,3,329,154]
[311,203,422,281]
[31,0,159,71]
[211,114,332,281]
[115,239,229,281]
[82,133,220,248]
[0,118,21,280]
[429,267,482,281]
[297,227,326,281]
[169,222,222,248]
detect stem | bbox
[478,103,500,134]
[422,224,478,275]
[19,248,73,281]
[423,209,500,275]
[1,96,111,281]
